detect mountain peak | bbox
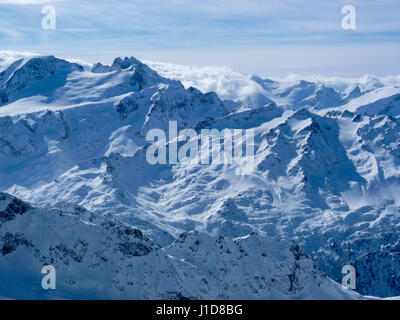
[111,56,141,70]
[0,51,400,299]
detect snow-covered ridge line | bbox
[144,59,400,105]
[0,51,399,299]
[2,50,398,114]
[0,192,366,299]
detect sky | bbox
[0,0,399,77]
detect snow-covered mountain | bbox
[146,60,400,115]
[1,192,363,299]
[0,51,399,299]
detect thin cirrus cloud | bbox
[0,0,62,4]
[0,0,399,76]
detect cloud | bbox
[144,60,256,101]
[0,27,21,42]
[0,0,399,76]
[0,0,64,4]
[145,58,400,101]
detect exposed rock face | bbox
[0,53,399,298]
[0,193,31,224]
[0,193,361,299]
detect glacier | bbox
[0,51,399,299]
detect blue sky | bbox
[0,0,399,76]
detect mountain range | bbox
[0,51,399,299]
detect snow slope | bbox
[1,192,366,299]
[0,52,399,299]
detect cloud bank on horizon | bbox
[0,0,399,77]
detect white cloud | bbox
[144,60,252,100]
[1,0,399,77]
[0,0,61,4]
[145,58,400,104]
